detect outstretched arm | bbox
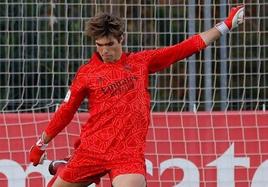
[200,5,245,45]
[147,5,245,73]
[29,68,88,166]
[199,27,221,46]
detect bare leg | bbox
[112,174,146,187]
[52,176,90,187]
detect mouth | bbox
[103,54,111,58]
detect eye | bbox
[96,43,102,47]
[107,42,114,46]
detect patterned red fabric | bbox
[44,34,206,182]
[59,149,145,183]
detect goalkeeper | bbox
[29,5,245,187]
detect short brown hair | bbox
[84,12,124,41]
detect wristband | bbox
[36,138,48,151]
[215,22,230,35]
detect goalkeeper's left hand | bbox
[29,138,48,166]
[215,5,245,35]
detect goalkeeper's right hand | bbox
[29,138,48,166]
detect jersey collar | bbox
[92,52,127,65]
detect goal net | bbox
[0,1,268,187]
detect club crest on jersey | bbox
[123,64,132,71]
[97,77,103,84]
[64,90,71,102]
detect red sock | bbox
[47,175,57,187]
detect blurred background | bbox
[0,0,267,112]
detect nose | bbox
[102,46,109,54]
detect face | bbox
[95,36,123,63]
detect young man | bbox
[29,5,245,187]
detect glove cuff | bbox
[36,138,48,151]
[215,22,230,35]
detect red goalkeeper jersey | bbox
[45,34,206,161]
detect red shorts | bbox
[58,150,146,184]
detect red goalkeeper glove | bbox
[215,5,245,35]
[29,138,48,166]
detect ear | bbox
[120,35,124,44]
